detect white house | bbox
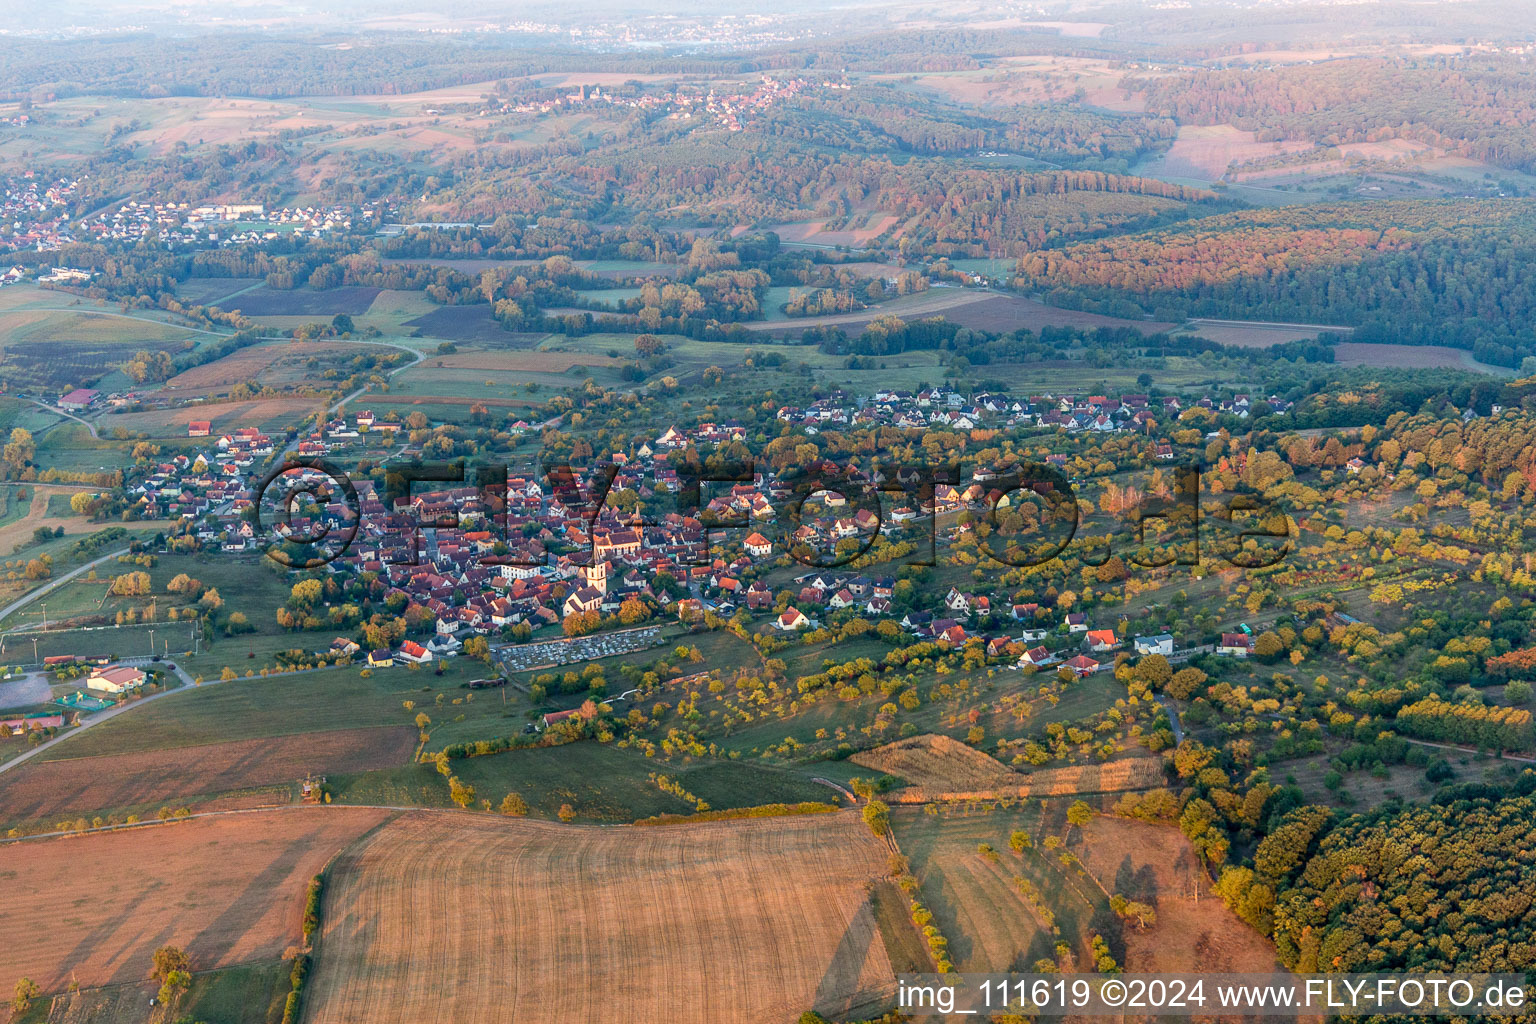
[776,608,812,631]
[1134,634,1174,657]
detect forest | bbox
[1014,199,1536,366]
[1136,55,1536,175]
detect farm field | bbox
[0,484,96,554]
[304,809,895,1024]
[892,803,1091,972]
[162,340,362,395]
[387,362,620,400]
[0,725,416,825]
[418,348,617,373]
[0,806,393,992]
[736,286,990,333]
[402,304,540,344]
[1134,124,1314,181]
[93,397,321,437]
[1332,341,1516,374]
[1179,320,1343,347]
[206,285,381,317]
[851,733,1018,791]
[739,288,1175,337]
[175,276,267,306]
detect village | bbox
[0,173,81,251]
[495,74,845,132]
[76,199,395,249]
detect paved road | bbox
[1400,736,1536,765]
[279,339,426,459]
[0,546,130,629]
[29,400,100,439]
[1156,695,1185,745]
[0,659,337,778]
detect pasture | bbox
[33,657,530,760]
[330,739,840,822]
[0,806,393,992]
[303,810,895,1024]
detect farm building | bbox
[187,420,212,437]
[59,388,100,411]
[85,665,145,694]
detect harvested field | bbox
[1180,320,1341,347]
[0,806,393,992]
[403,305,538,344]
[217,285,381,317]
[1076,815,1282,973]
[739,288,988,333]
[741,290,1172,337]
[177,276,264,306]
[852,734,1017,791]
[770,214,899,247]
[881,749,1165,803]
[0,726,417,822]
[941,294,1177,334]
[1333,341,1512,373]
[305,810,895,1024]
[891,804,1101,973]
[1142,124,1313,180]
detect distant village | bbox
[495,75,846,133]
[777,385,1293,435]
[79,199,395,249]
[0,173,81,251]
